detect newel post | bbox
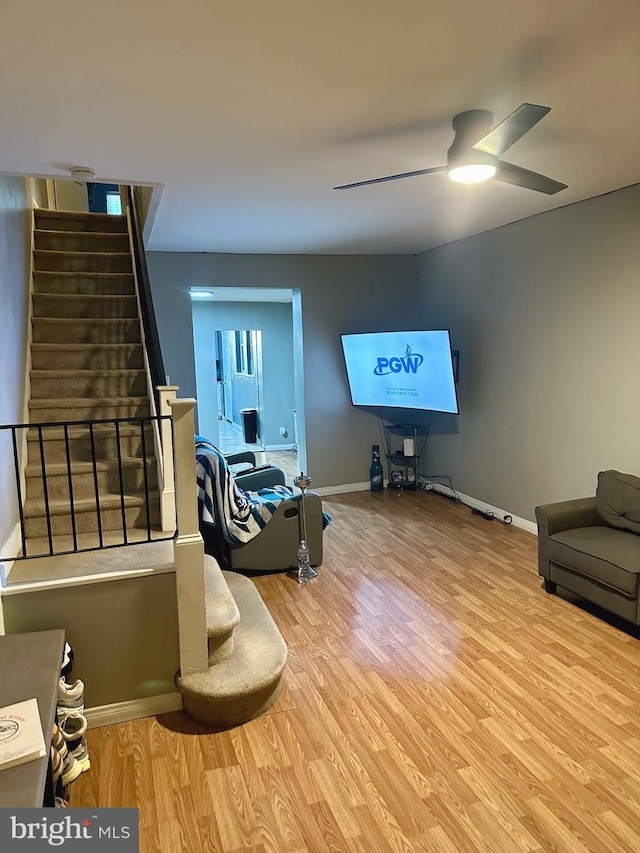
[157,385,179,532]
[168,397,208,676]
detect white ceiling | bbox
[1,1,639,254]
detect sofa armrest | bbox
[535,497,599,537]
[225,451,256,467]
[235,466,286,491]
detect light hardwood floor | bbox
[72,489,640,852]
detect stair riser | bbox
[181,681,284,730]
[27,432,153,464]
[24,501,161,538]
[31,346,145,371]
[34,273,135,296]
[25,463,158,502]
[32,319,141,344]
[30,373,148,399]
[35,232,130,253]
[34,252,132,274]
[35,214,128,234]
[208,633,235,666]
[33,294,138,319]
[28,402,151,423]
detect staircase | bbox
[14,206,289,730]
[23,209,160,552]
[177,555,288,728]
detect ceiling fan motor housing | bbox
[448,109,494,166]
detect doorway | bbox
[191,289,303,482]
[216,329,263,453]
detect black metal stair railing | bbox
[127,185,166,415]
[0,415,174,562]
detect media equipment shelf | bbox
[384,424,420,490]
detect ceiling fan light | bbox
[448,163,497,184]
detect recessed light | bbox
[190,291,214,300]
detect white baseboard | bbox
[315,481,371,496]
[85,692,183,728]
[264,443,296,451]
[315,478,536,534]
[427,481,537,535]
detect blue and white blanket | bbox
[195,439,298,545]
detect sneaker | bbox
[58,677,84,709]
[51,724,68,760]
[69,739,90,774]
[60,642,74,679]
[55,797,70,808]
[50,746,63,783]
[60,750,83,786]
[57,711,88,752]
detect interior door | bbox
[221,331,234,422]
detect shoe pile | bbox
[50,643,90,804]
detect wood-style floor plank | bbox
[72,490,640,851]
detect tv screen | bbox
[341,330,459,413]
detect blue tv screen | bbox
[341,330,459,413]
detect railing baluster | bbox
[89,423,104,549]
[37,424,54,556]
[115,420,128,544]
[63,424,78,553]
[140,418,151,541]
[11,427,27,558]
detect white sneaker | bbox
[58,677,84,709]
[57,710,88,746]
[70,740,91,773]
[60,750,83,786]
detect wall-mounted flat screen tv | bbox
[341,330,459,413]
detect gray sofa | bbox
[535,470,640,625]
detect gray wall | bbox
[147,253,420,487]
[193,301,295,448]
[416,183,640,521]
[0,176,30,552]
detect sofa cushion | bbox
[548,525,640,598]
[596,469,640,535]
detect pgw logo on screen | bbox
[374,344,424,376]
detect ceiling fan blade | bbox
[334,165,447,190]
[473,103,551,158]
[495,160,567,195]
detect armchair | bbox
[195,438,326,573]
[536,470,640,625]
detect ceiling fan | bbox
[334,103,567,195]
